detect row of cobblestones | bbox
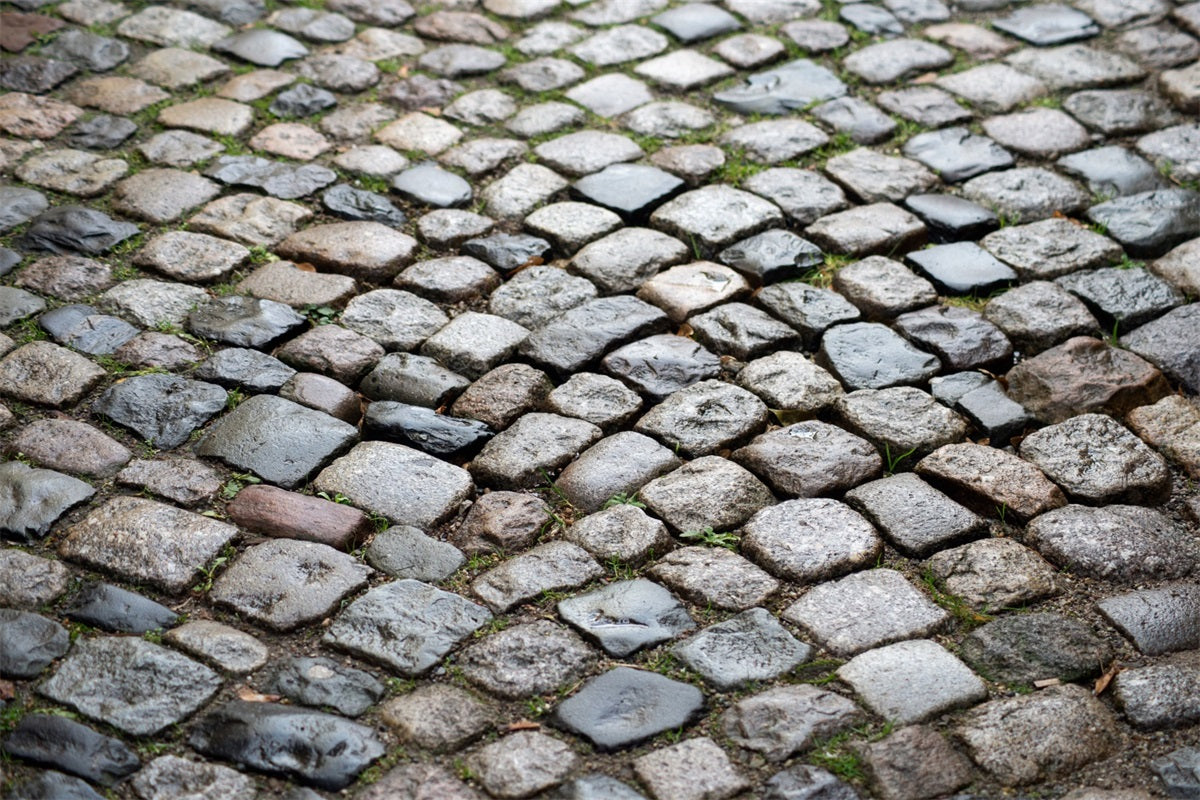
[1,0,1200,798]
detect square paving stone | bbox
[718,229,824,285]
[556,431,682,513]
[639,454,776,535]
[1019,413,1170,505]
[635,49,733,90]
[806,203,927,257]
[1006,336,1171,424]
[647,546,780,611]
[572,164,686,221]
[838,639,986,724]
[490,264,596,328]
[672,607,812,690]
[1120,304,1200,394]
[1065,89,1179,137]
[783,569,950,656]
[980,218,1123,281]
[713,58,847,116]
[856,725,974,800]
[906,242,1017,296]
[894,305,1013,372]
[755,283,860,347]
[564,504,671,563]
[564,73,654,117]
[904,194,999,243]
[1025,504,1195,584]
[993,3,1100,45]
[1114,661,1200,730]
[831,256,937,321]
[650,185,785,251]
[39,637,221,736]
[315,441,474,531]
[450,363,553,431]
[825,149,938,205]
[525,201,623,255]
[0,341,106,408]
[720,120,828,165]
[395,256,500,305]
[276,221,419,283]
[196,394,357,489]
[845,472,986,557]
[520,295,670,375]
[688,303,800,361]
[817,322,941,391]
[1098,582,1200,656]
[472,412,602,489]
[734,422,881,499]
[957,685,1117,785]
[811,96,896,145]
[915,442,1066,522]
[735,351,844,417]
[1006,44,1145,91]
[553,666,704,750]
[962,167,1091,223]
[877,87,974,128]
[570,228,689,294]
[339,288,449,351]
[652,3,740,41]
[1126,395,1200,480]
[558,578,694,657]
[637,263,751,323]
[635,380,769,458]
[58,496,237,594]
[602,334,721,400]
[721,685,862,763]
[634,737,749,800]
[420,312,529,380]
[958,612,1110,686]
[0,461,94,543]
[472,541,604,612]
[1088,188,1200,258]
[902,128,1014,184]
[741,497,882,584]
[743,168,848,226]
[1058,145,1168,199]
[837,387,971,461]
[326,579,492,675]
[936,63,1047,113]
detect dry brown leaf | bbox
[293,262,316,272]
[236,685,281,703]
[677,323,694,337]
[506,720,541,732]
[0,679,14,700]
[1094,662,1121,696]
[1033,678,1061,688]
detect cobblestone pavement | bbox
[2,0,1200,797]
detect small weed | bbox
[192,544,236,593]
[1106,319,1122,347]
[602,492,646,509]
[921,569,993,631]
[1029,95,1062,109]
[606,556,636,581]
[137,740,172,758]
[525,696,549,718]
[679,526,740,550]
[225,389,246,410]
[355,174,391,194]
[247,245,277,264]
[1113,254,1144,270]
[8,317,48,344]
[644,650,678,675]
[1089,220,1109,237]
[385,677,416,696]
[376,58,402,73]
[474,616,510,637]
[995,502,1008,524]
[220,471,260,500]
[304,304,339,325]
[465,552,500,572]
[454,758,475,782]
[808,721,895,782]
[316,490,352,505]
[882,443,918,475]
[368,511,391,533]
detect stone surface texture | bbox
[1,0,1198,796]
